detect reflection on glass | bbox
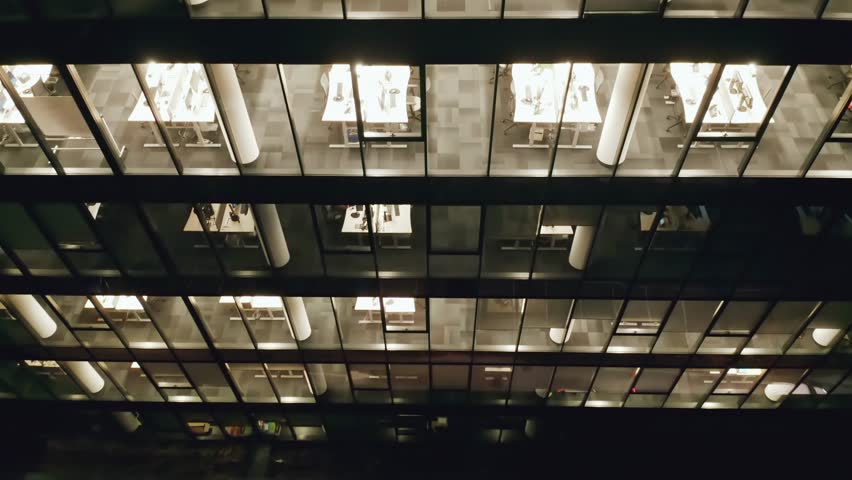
[637,205,713,280]
[586,206,656,278]
[95,203,166,276]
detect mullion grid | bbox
[800,79,852,176]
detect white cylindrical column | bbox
[1,294,57,339]
[114,412,142,432]
[569,225,595,271]
[285,296,311,342]
[65,361,105,394]
[208,63,259,164]
[254,204,291,268]
[596,63,646,166]
[309,364,327,397]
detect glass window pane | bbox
[429,298,475,350]
[809,142,852,177]
[100,361,162,402]
[637,205,713,280]
[663,0,739,17]
[585,0,660,12]
[22,360,86,400]
[372,204,425,277]
[0,203,69,275]
[712,301,769,334]
[0,300,37,346]
[824,0,852,18]
[267,0,343,17]
[553,63,628,177]
[144,363,200,403]
[426,65,492,174]
[474,298,524,352]
[547,366,595,406]
[532,206,600,279]
[212,64,300,174]
[481,206,540,278]
[587,367,637,407]
[742,368,806,408]
[470,365,511,404]
[282,64,362,175]
[2,64,107,174]
[431,364,468,403]
[183,363,237,403]
[94,203,166,276]
[74,64,176,174]
[654,300,719,353]
[562,299,621,352]
[787,302,852,354]
[345,0,420,18]
[91,295,165,349]
[50,295,123,348]
[193,296,254,349]
[509,366,554,405]
[744,0,823,18]
[430,205,481,277]
[664,368,722,408]
[142,203,221,275]
[309,363,352,403]
[490,64,566,176]
[32,203,120,276]
[518,299,573,352]
[742,301,817,355]
[747,66,851,176]
[137,63,238,174]
[503,0,580,17]
[295,297,341,350]
[785,369,846,408]
[267,364,315,403]
[350,364,389,390]
[0,245,21,276]
[586,205,656,279]
[186,0,264,17]
[390,364,429,403]
[0,79,53,173]
[714,368,765,394]
[334,297,384,350]
[146,296,207,349]
[0,295,79,347]
[201,203,268,274]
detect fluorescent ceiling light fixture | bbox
[355,297,416,313]
[220,296,283,309]
[727,368,764,376]
[484,367,512,373]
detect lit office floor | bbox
[189,0,265,17]
[265,0,344,17]
[346,0,420,18]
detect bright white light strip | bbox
[354,297,416,313]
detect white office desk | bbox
[322,65,410,147]
[511,63,602,148]
[184,203,256,233]
[128,63,219,147]
[341,204,412,234]
[670,63,770,127]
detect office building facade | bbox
[0,1,851,444]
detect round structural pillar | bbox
[1,294,57,339]
[569,225,595,271]
[285,296,311,342]
[65,361,105,394]
[254,204,291,268]
[208,63,259,164]
[596,63,646,166]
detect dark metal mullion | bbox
[601,205,667,353]
[202,63,244,176]
[307,204,330,276]
[348,64,368,176]
[363,205,393,402]
[735,0,750,17]
[0,67,65,174]
[132,203,180,276]
[695,367,737,409]
[733,368,771,408]
[485,65,500,176]
[500,0,507,18]
[540,298,577,400]
[658,367,687,408]
[259,362,283,405]
[420,64,428,175]
[190,203,229,277]
[130,64,184,175]
[88,295,169,402]
[278,296,321,403]
[732,300,778,356]
[41,296,102,400]
[73,203,130,278]
[55,64,124,175]
[21,203,81,277]
[275,64,306,176]
[657,0,667,16]
[610,63,651,179]
[578,0,587,18]
[799,79,852,177]
[260,0,270,18]
[737,64,798,177]
[579,366,601,407]
[341,0,348,19]
[619,366,644,407]
[546,64,573,177]
[671,64,725,177]
[776,367,814,409]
